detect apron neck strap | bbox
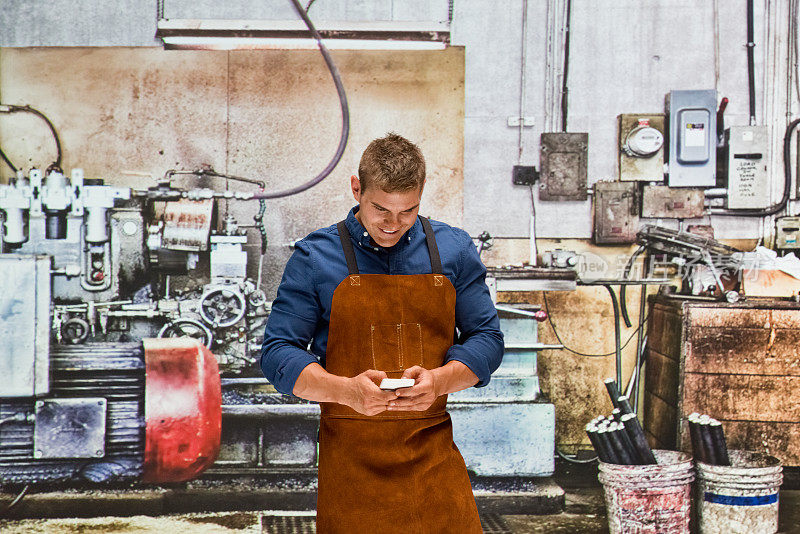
[419,216,443,274]
[336,217,443,275]
[336,221,360,275]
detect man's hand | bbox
[387,361,480,412]
[388,366,438,412]
[343,369,399,416]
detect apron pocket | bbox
[370,323,423,372]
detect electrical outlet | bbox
[513,165,538,186]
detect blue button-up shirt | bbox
[260,207,504,395]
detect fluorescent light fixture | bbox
[160,36,446,51]
[157,19,450,51]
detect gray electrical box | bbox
[593,181,638,244]
[726,125,770,209]
[539,133,588,201]
[667,90,717,187]
[641,185,705,219]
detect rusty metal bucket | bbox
[696,450,782,534]
[598,450,694,534]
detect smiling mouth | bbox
[380,229,399,234]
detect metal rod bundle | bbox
[584,379,657,464]
[687,413,730,466]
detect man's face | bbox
[351,175,423,248]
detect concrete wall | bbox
[0,0,795,451]
[452,0,792,450]
[456,0,790,240]
[0,1,451,46]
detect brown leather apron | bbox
[316,217,482,534]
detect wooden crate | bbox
[644,295,800,466]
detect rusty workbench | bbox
[644,294,800,467]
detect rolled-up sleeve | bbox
[261,242,321,395]
[444,229,504,387]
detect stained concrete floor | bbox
[1,494,797,533]
[1,460,798,533]
[0,511,610,533]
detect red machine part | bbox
[142,338,221,483]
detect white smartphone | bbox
[379,378,415,390]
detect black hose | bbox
[747,0,756,125]
[3,105,62,169]
[560,0,572,132]
[251,0,349,200]
[0,145,17,173]
[167,168,265,189]
[542,291,649,358]
[604,284,623,388]
[713,118,800,217]
[0,484,29,517]
[556,446,598,464]
[619,289,632,328]
[619,246,645,328]
[255,199,268,254]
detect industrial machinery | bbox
[1,165,561,489]
[635,224,743,301]
[0,169,270,371]
[0,0,361,493]
[0,167,269,486]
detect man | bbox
[261,133,503,533]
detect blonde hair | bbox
[358,133,426,192]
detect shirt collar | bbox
[345,206,420,249]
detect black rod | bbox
[688,414,707,463]
[617,395,634,416]
[621,412,657,465]
[604,378,621,410]
[596,426,621,464]
[709,418,730,466]
[607,423,635,465]
[698,415,719,465]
